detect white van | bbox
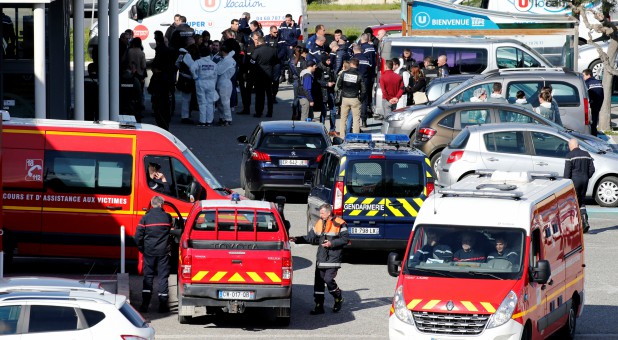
[454,0,615,45]
[374,36,553,116]
[89,0,307,60]
[387,170,585,340]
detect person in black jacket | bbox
[251,36,278,118]
[290,204,349,314]
[264,26,287,104]
[583,68,604,136]
[335,58,366,138]
[169,16,194,52]
[564,138,595,232]
[135,196,173,313]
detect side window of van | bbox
[497,47,542,69]
[144,156,200,202]
[505,81,543,106]
[433,47,487,74]
[546,82,580,107]
[530,228,541,268]
[135,0,169,20]
[45,151,132,195]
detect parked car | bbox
[0,280,154,339]
[237,121,333,200]
[425,74,475,103]
[383,67,592,137]
[0,277,104,293]
[438,123,618,207]
[577,41,611,80]
[413,102,612,175]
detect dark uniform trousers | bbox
[143,254,170,302]
[314,267,341,304]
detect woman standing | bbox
[126,37,147,108]
[534,90,561,125]
[407,66,427,106]
[289,46,307,120]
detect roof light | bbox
[345,133,410,144]
[118,115,137,129]
[231,192,241,203]
[1,110,10,121]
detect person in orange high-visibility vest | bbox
[290,203,349,314]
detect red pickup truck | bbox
[176,197,292,325]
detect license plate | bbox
[350,227,379,235]
[280,159,308,166]
[218,290,255,300]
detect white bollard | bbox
[120,225,125,274]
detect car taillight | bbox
[418,127,437,142]
[317,154,323,163]
[121,336,148,340]
[426,181,435,195]
[333,180,344,216]
[251,150,271,161]
[282,256,292,280]
[369,154,385,159]
[584,98,590,126]
[446,150,464,164]
[298,15,303,41]
[181,255,192,280]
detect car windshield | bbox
[404,224,525,280]
[260,133,326,150]
[193,210,280,232]
[182,149,225,191]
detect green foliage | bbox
[342,27,361,42]
[69,28,92,62]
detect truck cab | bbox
[176,195,292,326]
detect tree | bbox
[571,0,618,132]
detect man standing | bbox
[583,69,604,136]
[379,59,404,118]
[215,45,236,126]
[164,14,181,45]
[437,55,449,78]
[564,138,595,233]
[135,196,173,313]
[487,82,508,103]
[169,16,194,52]
[335,58,366,137]
[191,49,218,127]
[307,35,327,65]
[251,36,278,118]
[290,204,349,314]
[279,14,300,83]
[264,26,286,104]
[306,24,326,51]
[298,60,318,121]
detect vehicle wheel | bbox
[558,304,577,339]
[595,176,618,207]
[589,59,603,80]
[430,152,442,178]
[177,285,192,324]
[275,308,291,327]
[520,323,532,340]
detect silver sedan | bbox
[438,123,618,207]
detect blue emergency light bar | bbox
[345,133,410,144]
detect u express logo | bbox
[514,0,534,12]
[414,12,430,28]
[201,0,222,12]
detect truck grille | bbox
[412,311,489,335]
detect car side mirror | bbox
[387,252,402,277]
[237,135,248,144]
[530,260,551,284]
[332,137,344,145]
[130,5,139,20]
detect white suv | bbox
[0,277,155,339]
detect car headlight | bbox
[487,290,518,329]
[393,285,414,325]
[387,111,409,122]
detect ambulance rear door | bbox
[41,131,135,259]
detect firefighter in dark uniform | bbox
[135,195,173,313]
[290,204,349,314]
[564,138,595,233]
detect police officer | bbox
[583,68,604,136]
[135,196,173,313]
[251,36,278,118]
[290,204,349,314]
[336,58,366,138]
[564,138,595,233]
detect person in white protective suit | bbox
[215,44,237,126]
[190,50,219,127]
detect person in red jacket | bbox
[379,59,404,118]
